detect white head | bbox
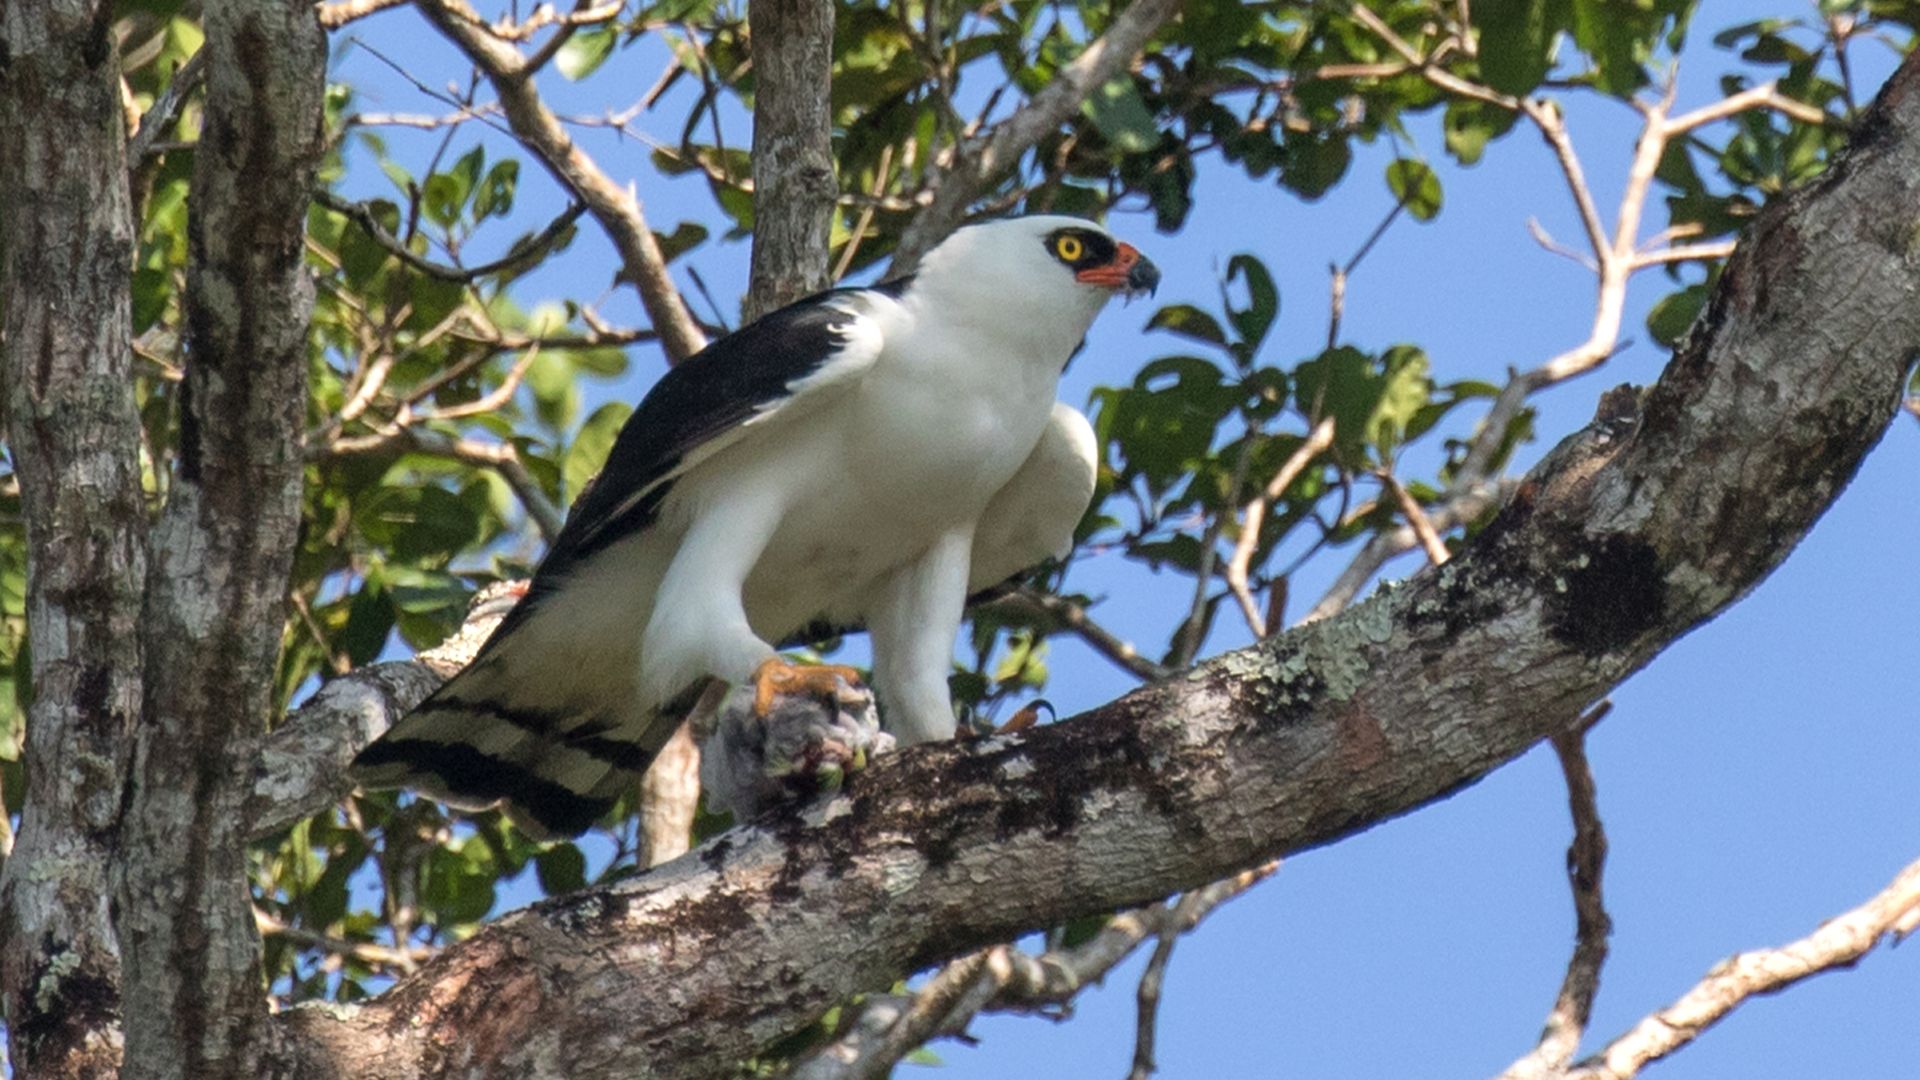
[906,215,1160,360]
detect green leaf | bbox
[1570,0,1649,96]
[423,843,498,925]
[422,173,465,229]
[1371,345,1432,452]
[652,221,709,264]
[472,160,520,221]
[1443,99,1518,166]
[564,402,633,499]
[535,843,588,895]
[556,25,618,80]
[1646,284,1708,347]
[356,485,483,564]
[1474,0,1570,96]
[1278,130,1352,199]
[1385,159,1443,221]
[1223,254,1280,351]
[527,352,582,431]
[1147,304,1228,348]
[1083,77,1159,154]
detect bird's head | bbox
[915,215,1161,335]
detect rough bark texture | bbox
[108,2,328,1077]
[259,53,1920,1080]
[0,3,144,1076]
[744,0,837,319]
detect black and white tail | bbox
[350,598,669,839]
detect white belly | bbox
[728,363,1055,638]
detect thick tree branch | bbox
[744,0,837,318]
[0,3,146,1075]
[111,2,330,1076]
[888,0,1184,272]
[261,52,1920,1076]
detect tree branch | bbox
[1497,705,1613,1080]
[888,0,1184,272]
[744,0,838,319]
[1567,856,1920,1080]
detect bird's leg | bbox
[750,656,866,716]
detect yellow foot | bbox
[751,657,865,717]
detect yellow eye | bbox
[1054,234,1085,262]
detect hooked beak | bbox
[1076,242,1161,298]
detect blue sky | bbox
[329,3,1920,1075]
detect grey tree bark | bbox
[257,50,1920,1080]
[108,1,328,1077]
[744,0,838,319]
[0,3,145,1076]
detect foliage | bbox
[2,0,1912,1023]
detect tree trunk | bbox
[745,0,837,319]
[0,3,144,1075]
[106,1,328,1077]
[259,49,1920,1080]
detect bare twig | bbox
[316,426,564,542]
[1327,200,1407,347]
[1565,856,1920,1080]
[318,0,410,29]
[129,51,206,163]
[1300,480,1515,623]
[1224,419,1336,639]
[889,0,1183,271]
[313,190,587,283]
[1496,703,1613,1080]
[255,908,436,974]
[1629,240,1737,269]
[987,588,1169,683]
[1172,437,1255,671]
[638,722,700,867]
[1307,35,1811,624]
[789,863,1278,1080]
[1380,470,1451,565]
[1127,902,1187,1080]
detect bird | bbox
[350,215,1161,838]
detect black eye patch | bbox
[1044,228,1117,268]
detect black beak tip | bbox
[1128,257,1162,297]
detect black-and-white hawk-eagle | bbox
[351,215,1161,837]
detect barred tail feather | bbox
[349,634,668,840]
